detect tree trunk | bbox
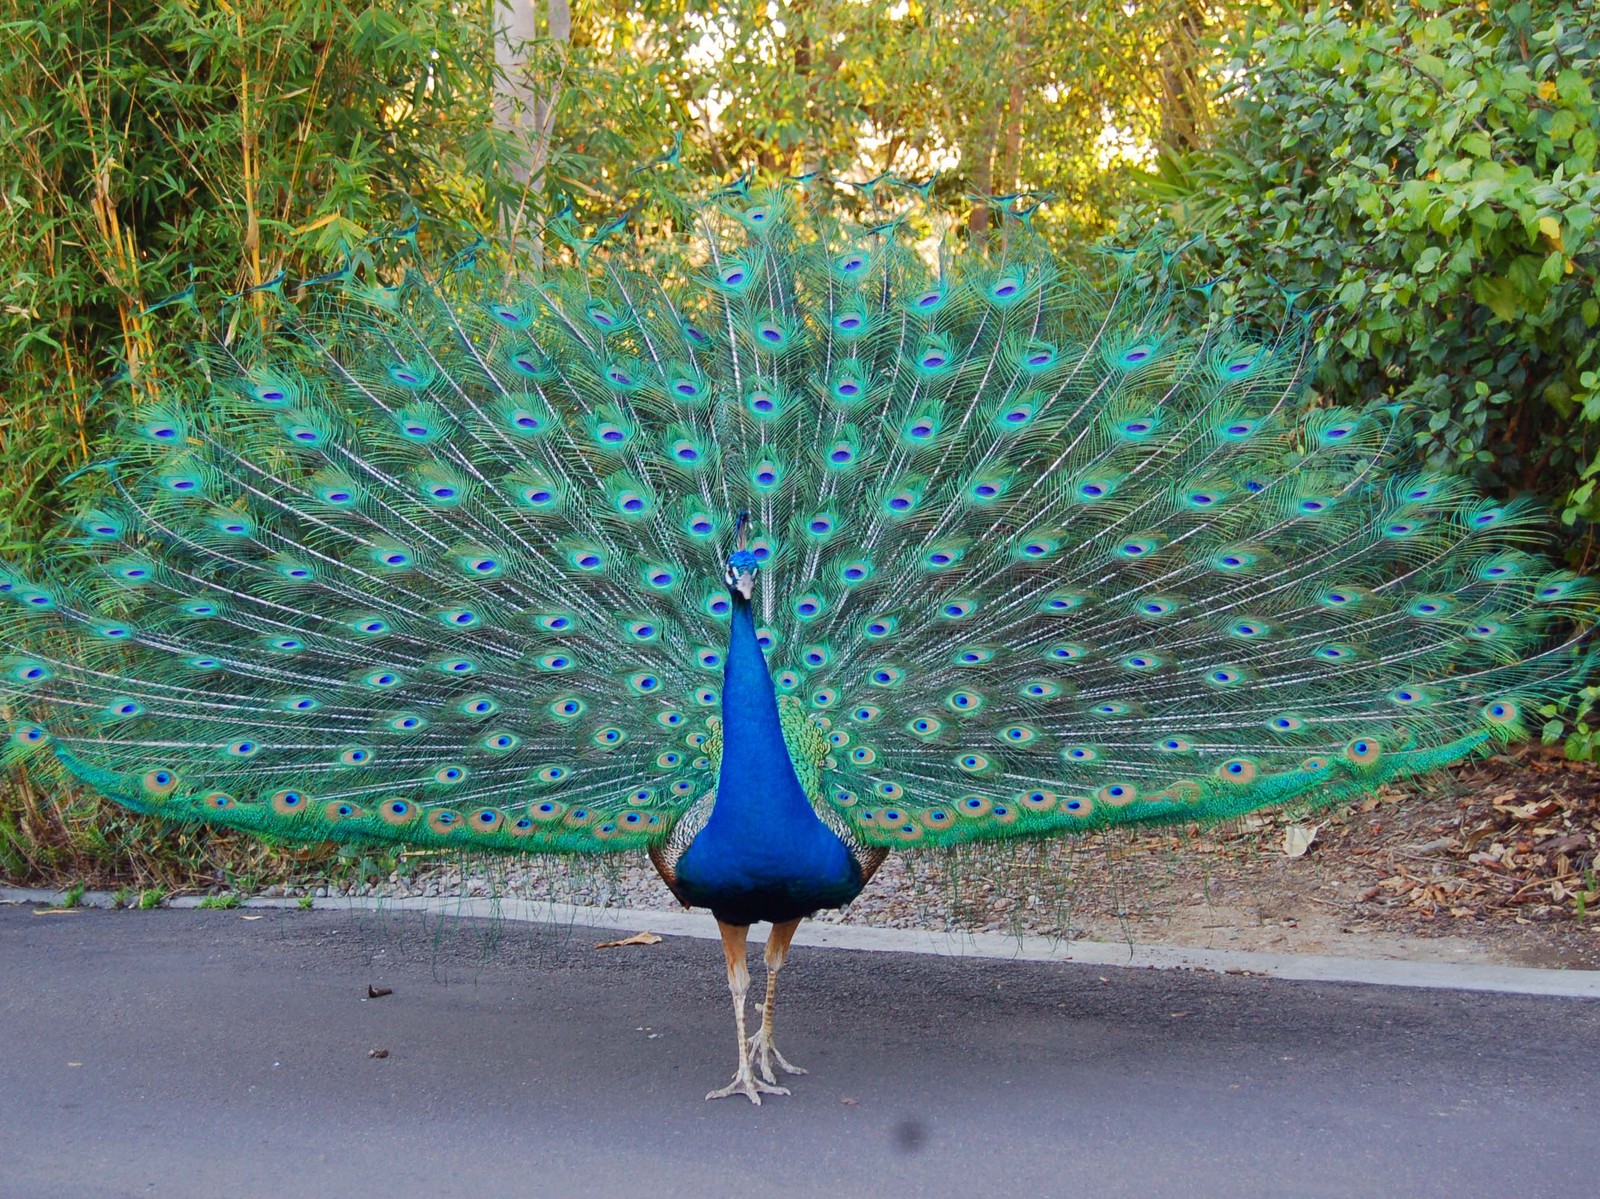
[494,0,570,247]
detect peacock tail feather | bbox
[2,186,1594,858]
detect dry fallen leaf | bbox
[595,931,663,949]
[240,914,264,921]
[366,985,393,999]
[32,908,83,916]
[368,1048,390,1059]
[1283,824,1319,858]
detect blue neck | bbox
[709,593,814,829]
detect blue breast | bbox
[672,594,863,925]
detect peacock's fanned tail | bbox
[2,187,1594,856]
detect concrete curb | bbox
[6,886,1597,1000]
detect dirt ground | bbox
[901,744,1600,969]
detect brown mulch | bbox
[1323,745,1600,926]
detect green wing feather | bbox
[2,186,1594,859]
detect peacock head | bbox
[725,511,759,601]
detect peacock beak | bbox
[732,570,756,600]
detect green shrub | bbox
[1135,1,1600,534]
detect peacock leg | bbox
[705,919,790,1104]
[747,917,808,1083]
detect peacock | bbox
[3,181,1594,1104]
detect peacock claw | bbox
[747,1027,808,1083]
[706,1065,791,1104]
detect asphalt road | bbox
[2,905,1595,1199]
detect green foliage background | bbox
[0,0,1594,884]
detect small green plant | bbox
[137,887,166,910]
[297,895,314,911]
[197,893,242,910]
[61,881,85,908]
[110,886,132,909]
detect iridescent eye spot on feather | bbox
[910,287,946,312]
[428,811,460,836]
[695,688,719,706]
[142,769,179,798]
[746,389,781,416]
[271,789,307,816]
[1268,714,1305,733]
[531,799,564,821]
[1157,738,1191,752]
[1219,759,1257,783]
[1213,550,1255,572]
[945,690,984,712]
[851,706,881,724]
[1092,702,1131,716]
[655,711,683,727]
[1345,738,1382,766]
[1001,725,1039,745]
[941,600,975,620]
[434,765,467,785]
[1206,667,1246,687]
[839,559,873,584]
[1098,783,1137,806]
[1389,687,1428,706]
[105,699,143,719]
[380,799,416,826]
[1314,644,1356,662]
[812,688,838,708]
[226,739,261,758]
[1229,620,1268,639]
[1138,598,1176,617]
[363,670,402,689]
[1122,654,1162,671]
[439,657,479,675]
[794,594,825,620]
[957,753,990,773]
[372,546,413,569]
[716,261,752,291]
[883,488,919,515]
[1118,538,1158,560]
[388,712,425,731]
[340,747,373,765]
[1484,700,1519,726]
[868,666,904,688]
[463,696,500,717]
[482,732,520,753]
[1021,680,1061,700]
[992,400,1043,429]
[1220,419,1257,439]
[1047,643,1087,662]
[907,716,942,736]
[1119,344,1155,367]
[990,274,1023,302]
[1297,497,1331,515]
[957,794,992,817]
[837,251,869,275]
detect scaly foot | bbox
[706,1059,791,1104]
[747,1008,808,1084]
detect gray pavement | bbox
[2,904,1596,1199]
